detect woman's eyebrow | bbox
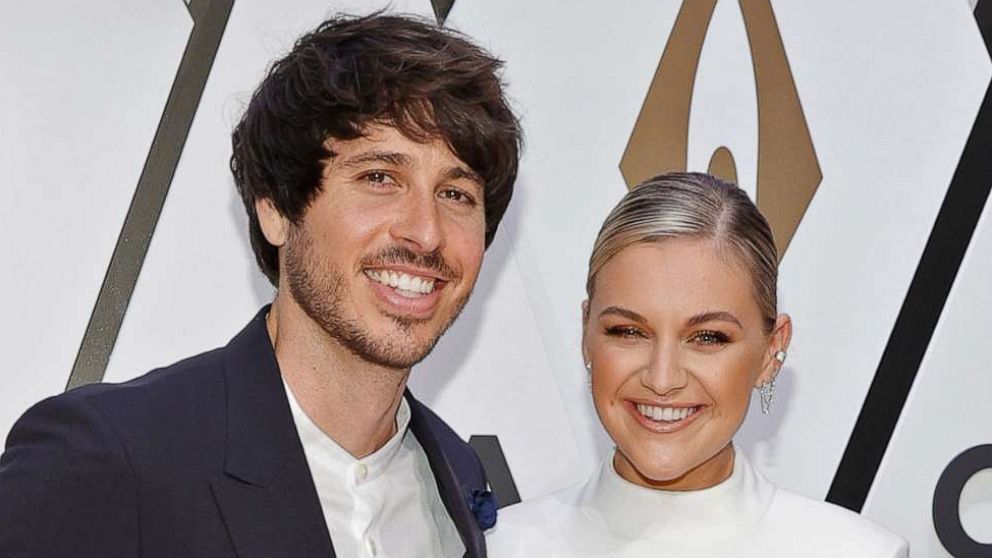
[686,311,742,329]
[598,306,647,323]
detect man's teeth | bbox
[636,404,698,422]
[365,270,436,296]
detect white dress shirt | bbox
[488,451,908,557]
[283,380,464,558]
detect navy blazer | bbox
[0,308,490,557]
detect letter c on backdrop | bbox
[933,444,992,557]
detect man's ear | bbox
[756,314,793,387]
[256,198,290,247]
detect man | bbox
[0,13,520,558]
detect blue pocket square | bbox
[468,489,497,530]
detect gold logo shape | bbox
[620,0,822,256]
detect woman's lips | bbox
[624,400,705,434]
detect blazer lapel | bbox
[407,392,486,558]
[210,308,334,558]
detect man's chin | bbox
[336,320,446,370]
[348,338,439,370]
[379,310,433,332]
[327,289,470,369]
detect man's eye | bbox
[690,330,730,346]
[439,188,477,206]
[362,171,394,185]
[605,326,645,339]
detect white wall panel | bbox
[739,0,990,496]
[0,0,189,440]
[863,195,992,554]
[2,1,990,554]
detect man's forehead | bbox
[327,125,482,182]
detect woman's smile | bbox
[627,400,705,433]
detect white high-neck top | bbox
[283,380,464,558]
[488,451,908,557]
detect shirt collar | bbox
[282,376,411,483]
[579,449,775,542]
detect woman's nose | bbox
[640,342,688,395]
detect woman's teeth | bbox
[365,269,436,297]
[636,404,698,422]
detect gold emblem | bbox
[620,0,821,256]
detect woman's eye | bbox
[439,188,477,206]
[605,326,645,339]
[690,330,730,346]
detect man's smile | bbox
[363,266,452,318]
[365,269,438,296]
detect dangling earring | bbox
[759,377,776,414]
[760,350,786,414]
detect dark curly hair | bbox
[231,13,522,285]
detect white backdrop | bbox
[2,1,990,555]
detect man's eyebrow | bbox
[598,306,647,323]
[443,166,483,183]
[443,166,484,193]
[337,150,412,169]
[686,311,743,329]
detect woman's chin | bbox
[614,445,735,491]
[614,450,692,487]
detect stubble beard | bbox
[283,228,472,370]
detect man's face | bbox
[280,124,486,369]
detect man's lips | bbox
[363,266,449,318]
[364,264,452,282]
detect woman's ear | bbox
[256,198,290,247]
[581,299,591,367]
[756,313,793,387]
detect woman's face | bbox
[584,238,790,491]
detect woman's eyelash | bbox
[691,330,731,345]
[604,325,645,338]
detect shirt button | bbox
[355,463,368,483]
[365,537,377,556]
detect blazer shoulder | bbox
[5,345,233,488]
[1,386,141,557]
[83,345,226,401]
[768,488,909,556]
[70,346,227,424]
[5,344,227,445]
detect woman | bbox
[488,173,907,557]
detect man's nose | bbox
[640,341,688,396]
[389,186,444,254]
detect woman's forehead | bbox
[591,240,762,324]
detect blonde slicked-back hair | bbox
[586,172,779,333]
